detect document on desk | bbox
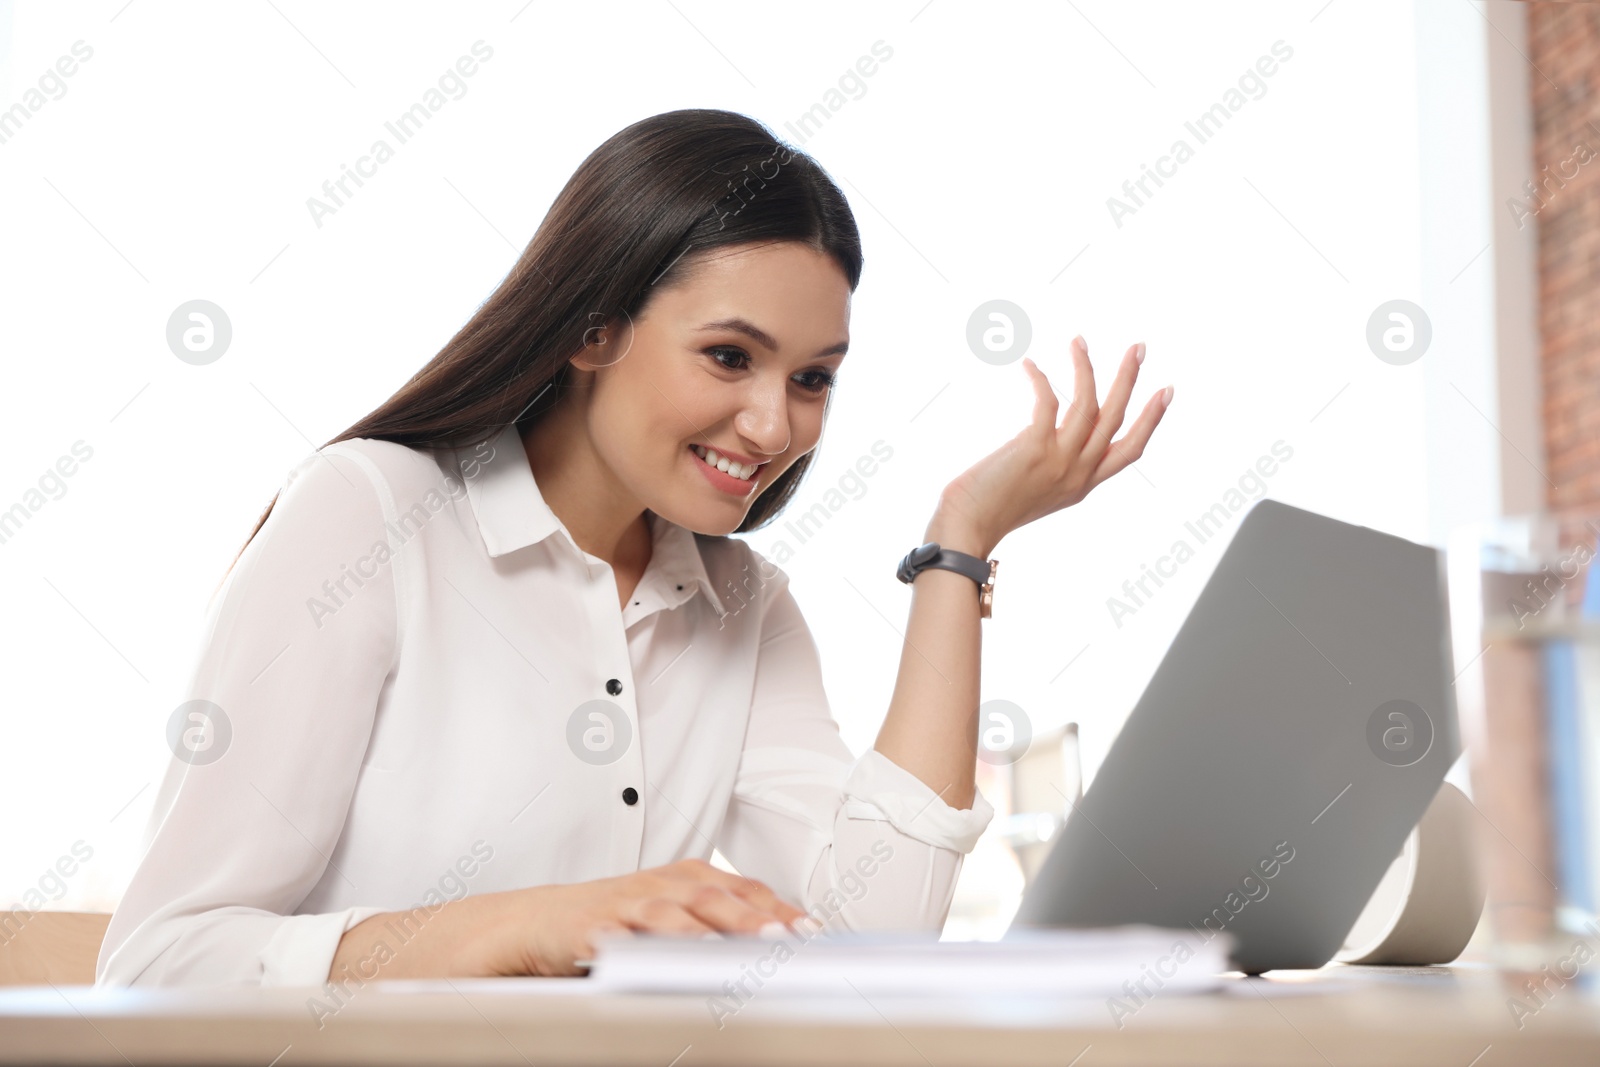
[587,925,1233,997]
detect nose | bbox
[734,374,791,458]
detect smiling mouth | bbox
[688,443,763,482]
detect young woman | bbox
[95,109,1171,987]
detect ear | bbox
[571,309,635,371]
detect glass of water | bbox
[1449,509,1600,970]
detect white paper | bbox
[586,925,1233,998]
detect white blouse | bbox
[96,421,995,987]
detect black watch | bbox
[896,542,999,619]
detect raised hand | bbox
[934,336,1173,554]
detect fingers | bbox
[1021,357,1059,433]
[1050,336,1100,460]
[1089,384,1173,488]
[521,863,814,976]
[680,884,796,936]
[723,877,810,927]
[573,921,634,974]
[666,860,805,917]
[1077,342,1144,467]
[659,859,809,931]
[1034,338,1165,484]
[620,896,718,937]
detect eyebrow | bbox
[698,317,849,359]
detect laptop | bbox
[1007,498,1459,973]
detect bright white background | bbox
[0,0,1515,934]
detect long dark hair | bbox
[226,108,862,580]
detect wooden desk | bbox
[1,964,1598,1065]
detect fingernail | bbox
[759,922,790,939]
[1136,342,1146,365]
[793,915,825,936]
[1162,385,1175,407]
[1072,334,1085,353]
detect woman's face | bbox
[572,240,852,535]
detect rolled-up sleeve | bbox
[95,447,398,987]
[715,561,994,933]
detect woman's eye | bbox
[708,346,749,371]
[794,370,835,394]
[706,347,834,394]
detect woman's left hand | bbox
[932,336,1172,554]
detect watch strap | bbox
[896,542,992,587]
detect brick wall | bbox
[1527,3,1600,510]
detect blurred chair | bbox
[0,912,110,986]
[997,723,1082,886]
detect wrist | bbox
[924,511,997,560]
[449,888,528,977]
[356,896,499,980]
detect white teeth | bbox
[692,444,756,481]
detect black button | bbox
[622,787,639,805]
[606,678,623,696]
[676,584,684,591]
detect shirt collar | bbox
[458,423,728,619]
